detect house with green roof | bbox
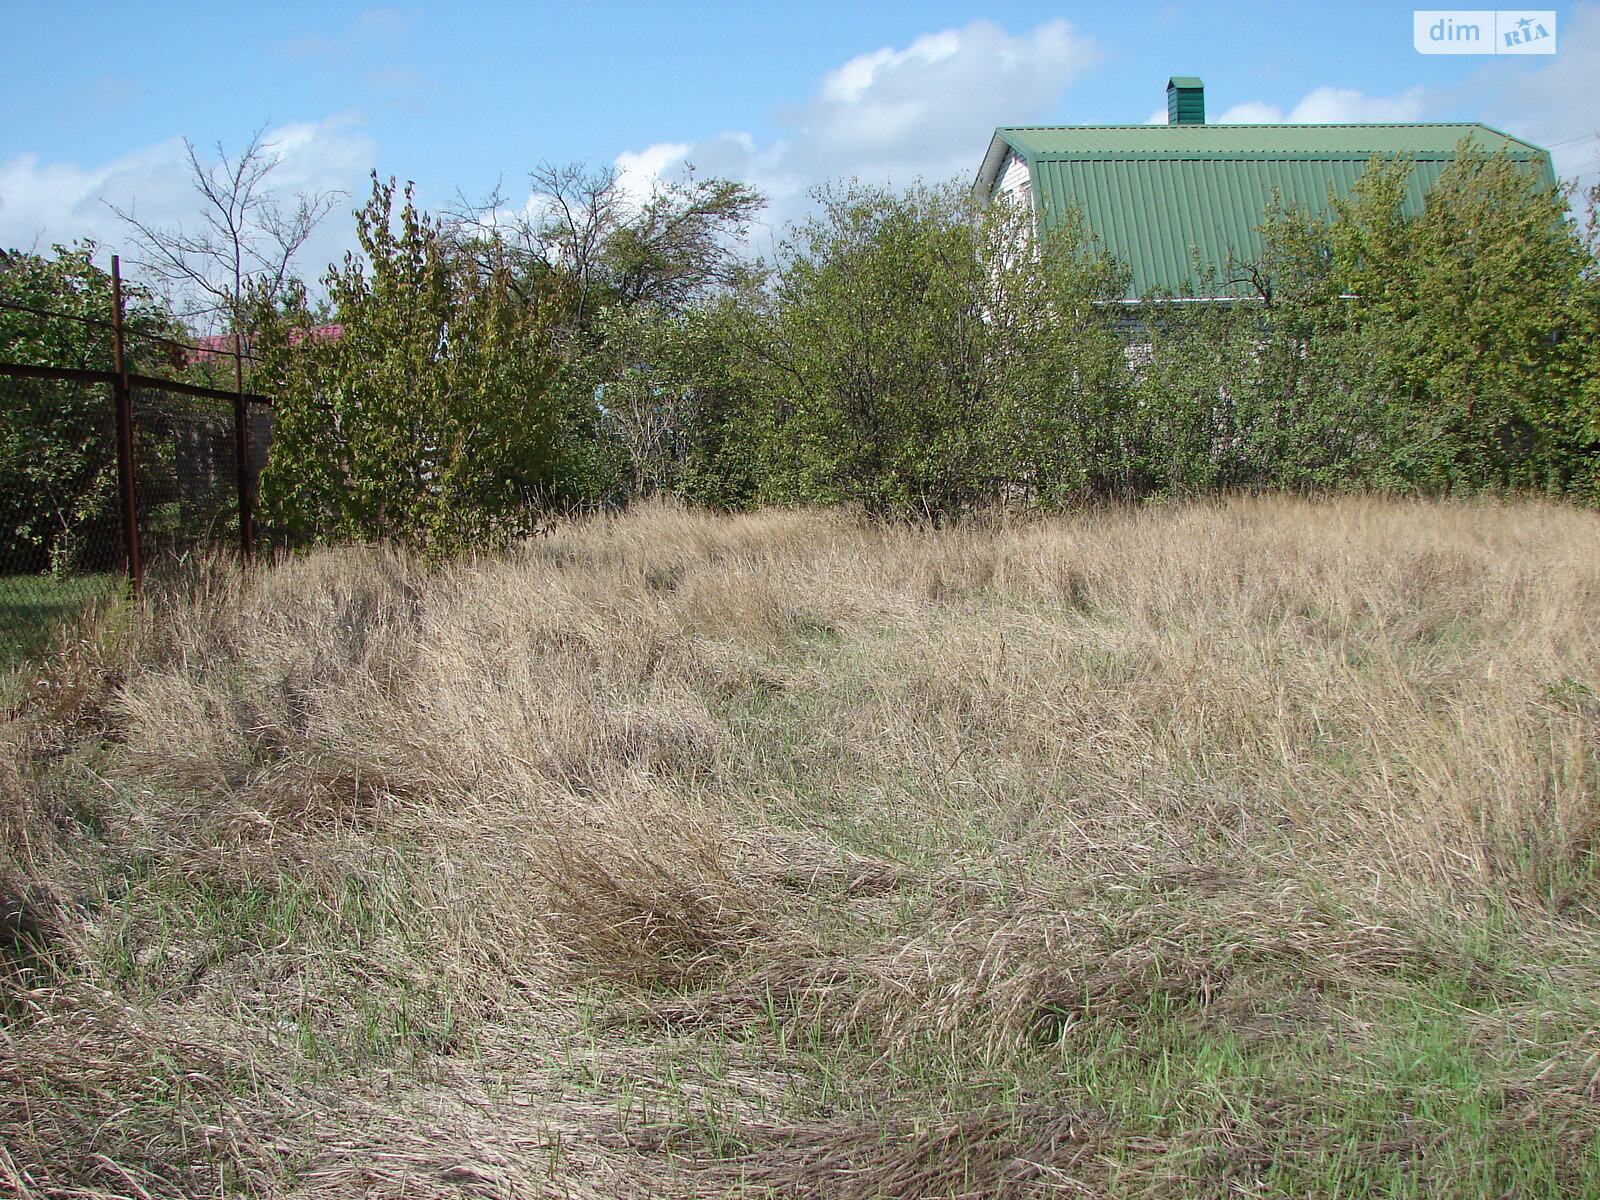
[974,77,1558,300]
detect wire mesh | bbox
[248,400,276,548]
[1,375,273,668]
[0,372,127,666]
[131,386,241,562]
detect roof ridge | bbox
[997,122,1489,131]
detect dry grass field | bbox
[3,495,1600,1198]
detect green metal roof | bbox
[977,123,1557,298]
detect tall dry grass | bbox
[3,494,1599,1198]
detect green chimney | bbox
[1167,76,1205,125]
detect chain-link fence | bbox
[133,386,270,563]
[1,261,274,668]
[0,370,125,666]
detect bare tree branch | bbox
[108,125,344,330]
[442,160,763,333]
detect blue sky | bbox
[3,1,1597,281]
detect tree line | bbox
[6,139,1599,562]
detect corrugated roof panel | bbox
[1034,155,1442,297]
[1005,124,1555,297]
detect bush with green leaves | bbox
[254,148,1599,533]
[1120,286,1398,497]
[571,300,767,505]
[725,181,1127,518]
[1272,146,1596,495]
[1127,146,1599,500]
[256,178,570,552]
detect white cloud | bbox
[1288,86,1426,124]
[0,140,182,254]
[249,116,375,197]
[1213,86,1425,125]
[823,47,905,106]
[615,141,693,205]
[0,115,375,306]
[1213,100,1287,124]
[606,19,1102,228]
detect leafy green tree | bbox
[734,181,1125,518]
[1578,183,1600,466]
[1263,147,1597,494]
[444,164,766,507]
[576,297,771,506]
[256,178,567,552]
[1122,276,1395,497]
[1126,147,1598,499]
[984,204,1135,501]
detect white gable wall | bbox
[996,149,1032,200]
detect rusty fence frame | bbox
[0,256,273,594]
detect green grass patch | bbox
[0,571,124,666]
[93,860,469,1069]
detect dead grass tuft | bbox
[531,797,777,989]
[665,1101,1108,1200]
[0,984,301,1198]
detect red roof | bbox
[188,324,343,363]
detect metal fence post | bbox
[233,341,254,564]
[110,256,142,595]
